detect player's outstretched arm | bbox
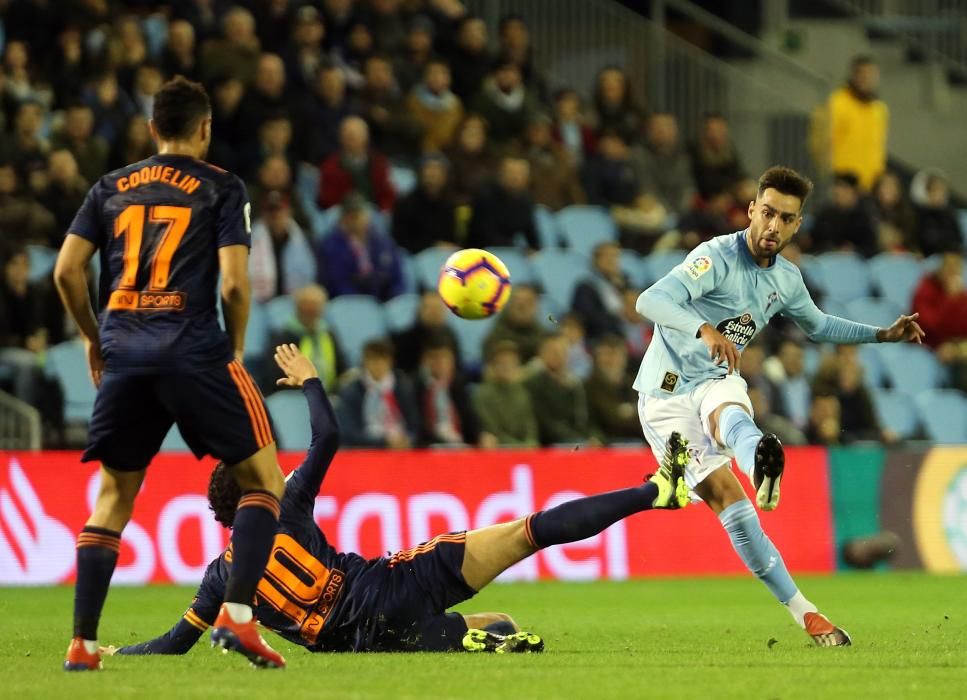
[274,344,341,506]
[112,615,208,656]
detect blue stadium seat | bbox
[383,293,421,333]
[160,425,191,452]
[868,253,924,312]
[267,391,313,450]
[398,249,418,293]
[534,205,562,249]
[141,14,168,57]
[389,165,417,196]
[46,341,96,424]
[313,206,343,239]
[844,297,902,329]
[26,245,57,283]
[264,295,295,333]
[413,247,452,291]
[295,163,321,213]
[448,314,497,367]
[873,344,945,394]
[914,389,967,442]
[798,254,825,294]
[326,295,388,366]
[858,344,887,387]
[820,299,849,318]
[244,302,269,362]
[870,389,920,439]
[958,209,967,247]
[530,249,589,308]
[642,250,687,282]
[556,205,618,257]
[815,252,872,302]
[620,250,648,289]
[487,246,535,285]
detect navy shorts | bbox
[367,532,477,651]
[82,359,274,471]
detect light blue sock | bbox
[719,500,798,604]
[719,405,762,481]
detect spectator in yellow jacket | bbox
[826,55,889,191]
[407,58,464,153]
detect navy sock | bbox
[526,482,658,549]
[223,490,280,605]
[74,526,121,640]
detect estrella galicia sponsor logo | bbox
[716,313,757,347]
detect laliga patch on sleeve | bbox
[684,255,712,280]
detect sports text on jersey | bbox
[117,165,201,195]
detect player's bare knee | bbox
[230,444,285,499]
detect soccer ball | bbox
[437,248,512,320]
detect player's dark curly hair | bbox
[152,76,211,140]
[757,166,814,210]
[208,461,242,528]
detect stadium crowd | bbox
[1,0,966,449]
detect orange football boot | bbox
[210,604,286,668]
[804,612,852,647]
[63,638,102,671]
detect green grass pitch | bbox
[2,573,964,699]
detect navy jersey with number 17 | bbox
[67,153,251,373]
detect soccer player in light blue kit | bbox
[635,166,924,647]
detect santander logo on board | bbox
[0,458,75,584]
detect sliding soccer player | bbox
[108,344,689,657]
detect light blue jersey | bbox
[633,230,879,397]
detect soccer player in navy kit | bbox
[55,77,287,670]
[104,344,692,657]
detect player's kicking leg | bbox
[706,402,851,647]
[455,437,690,651]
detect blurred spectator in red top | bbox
[161,19,201,82]
[591,66,646,146]
[551,88,596,164]
[415,333,479,447]
[448,16,491,102]
[690,113,746,199]
[912,253,967,349]
[318,116,396,211]
[913,253,967,391]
